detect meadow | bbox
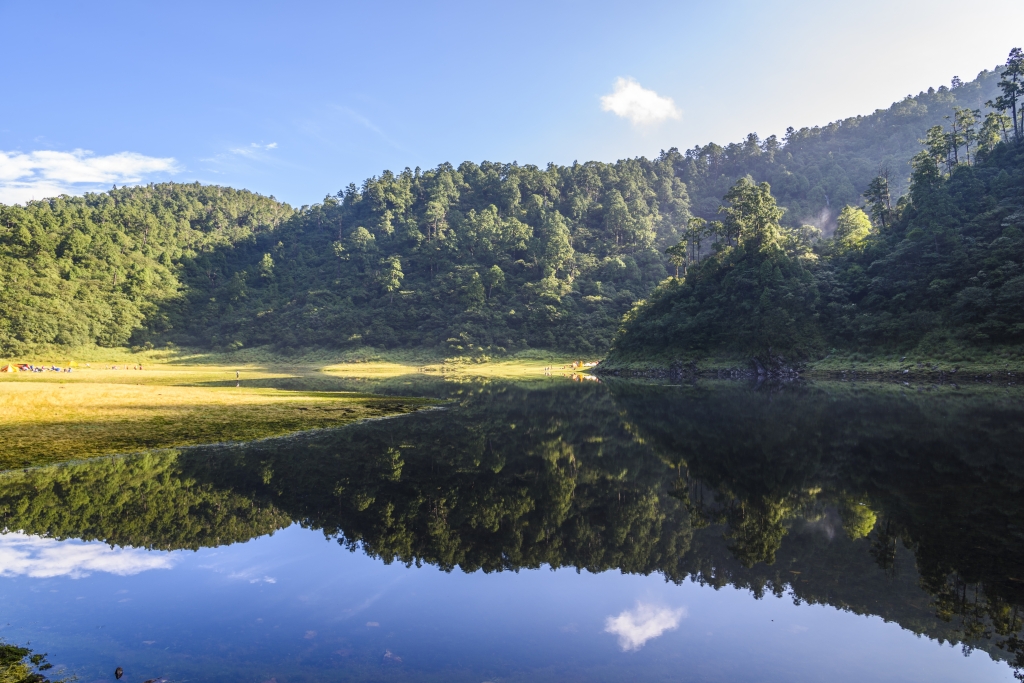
[0,347,592,469]
[0,362,435,469]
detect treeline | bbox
[0,62,1013,356]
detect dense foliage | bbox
[1,65,1012,356]
[610,178,824,361]
[610,49,1024,364]
[0,183,291,355]
[169,157,689,353]
[611,139,1024,363]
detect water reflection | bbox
[1,378,1022,679]
[605,602,687,651]
[0,532,175,578]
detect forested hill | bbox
[608,111,1024,366]
[168,157,690,353]
[0,65,1010,356]
[0,184,293,354]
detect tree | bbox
[944,107,979,166]
[687,217,708,266]
[989,47,1024,143]
[482,264,505,299]
[258,253,275,279]
[463,271,486,310]
[833,206,873,252]
[863,170,893,229]
[604,189,633,247]
[978,111,1012,156]
[611,178,822,362]
[922,125,952,173]
[665,241,686,278]
[378,255,403,303]
[539,211,574,278]
[720,178,785,249]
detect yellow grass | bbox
[322,358,596,380]
[323,361,424,377]
[0,349,600,469]
[0,364,433,469]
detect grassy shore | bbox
[0,363,434,469]
[0,346,600,469]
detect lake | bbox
[1,376,1022,682]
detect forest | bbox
[1,51,1022,361]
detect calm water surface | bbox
[1,377,1022,682]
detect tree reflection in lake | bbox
[1,378,1022,677]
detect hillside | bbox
[0,66,1010,357]
[0,184,292,355]
[607,91,1024,366]
[680,68,1004,231]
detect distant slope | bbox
[680,69,1003,231]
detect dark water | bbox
[2,377,1023,682]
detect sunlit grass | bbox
[322,357,597,380]
[0,348,599,470]
[0,364,433,469]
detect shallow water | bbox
[1,377,1022,682]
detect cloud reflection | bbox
[604,602,686,651]
[0,532,175,579]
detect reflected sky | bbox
[0,524,1013,683]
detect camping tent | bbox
[0,364,17,373]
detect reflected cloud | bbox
[0,532,175,579]
[604,602,686,651]
[224,567,278,584]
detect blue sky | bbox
[1,0,1023,206]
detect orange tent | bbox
[0,364,17,373]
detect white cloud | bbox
[228,142,279,157]
[604,602,686,651]
[0,532,176,579]
[0,149,178,205]
[226,569,277,584]
[600,77,681,125]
